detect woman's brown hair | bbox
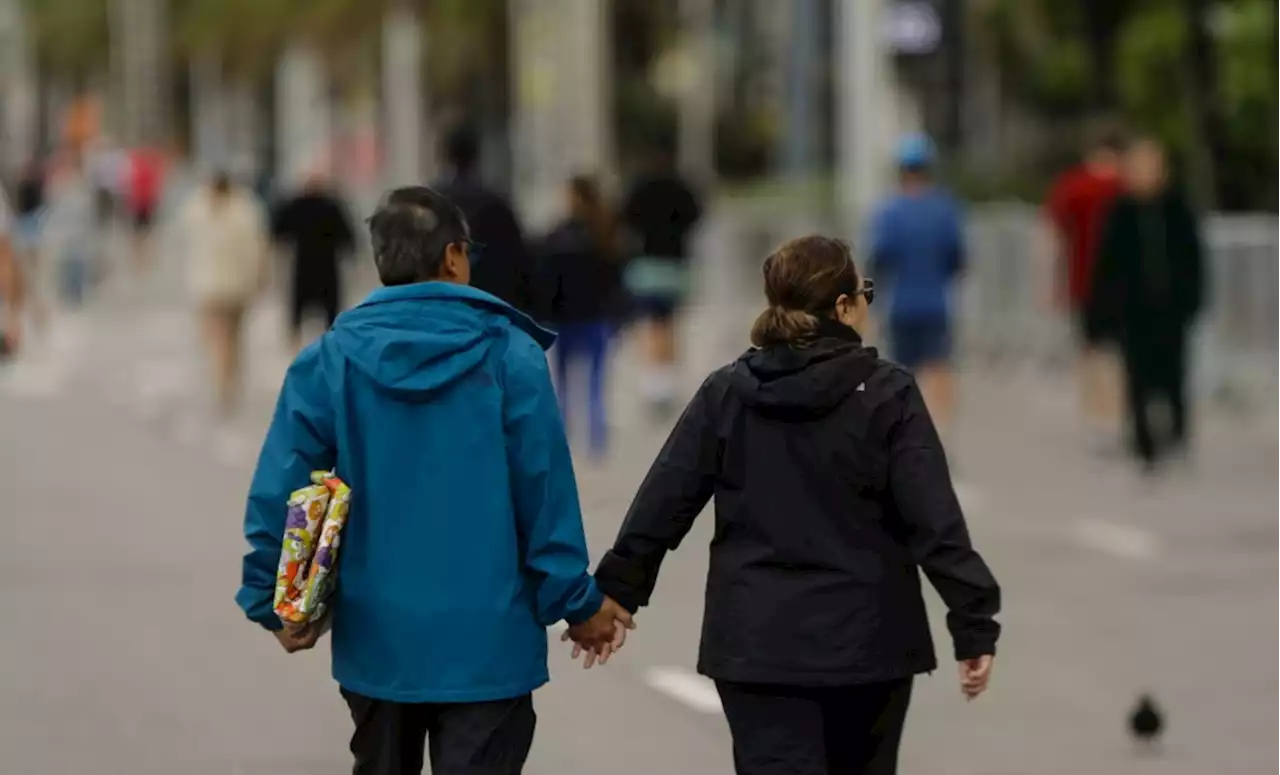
[569,175,618,261]
[750,235,860,347]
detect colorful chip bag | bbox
[273,470,352,624]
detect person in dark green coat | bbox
[1088,138,1206,471]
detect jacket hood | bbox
[328,282,555,401]
[728,336,881,420]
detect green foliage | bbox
[614,79,676,176]
[1116,2,1190,147]
[976,0,1277,209]
[426,0,506,103]
[22,0,110,80]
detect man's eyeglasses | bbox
[460,237,486,265]
[856,278,876,306]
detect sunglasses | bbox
[855,278,876,305]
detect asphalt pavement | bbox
[1,219,1276,774]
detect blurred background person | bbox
[1089,138,1205,474]
[12,159,48,335]
[179,170,268,414]
[539,174,623,459]
[42,150,99,310]
[434,124,536,315]
[868,134,965,437]
[270,171,356,352]
[87,138,124,234]
[621,134,703,414]
[0,187,22,356]
[14,158,46,250]
[125,144,165,271]
[1045,123,1128,449]
[594,236,1000,775]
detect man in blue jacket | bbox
[237,186,631,774]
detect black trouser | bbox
[1122,327,1189,466]
[341,689,535,775]
[715,678,913,775]
[293,277,343,333]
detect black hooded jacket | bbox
[595,327,1001,686]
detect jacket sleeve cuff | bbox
[561,578,605,626]
[594,551,649,613]
[237,587,284,632]
[953,637,997,661]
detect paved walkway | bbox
[1,219,1275,774]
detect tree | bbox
[22,0,110,86]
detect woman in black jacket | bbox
[590,236,1002,775]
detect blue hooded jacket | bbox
[236,282,603,703]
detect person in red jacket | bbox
[127,146,166,270]
[1045,124,1126,444]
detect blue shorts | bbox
[889,318,953,369]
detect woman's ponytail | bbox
[750,305,819,347]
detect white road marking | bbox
[643,666,723,715]
[1072,519,1159,561]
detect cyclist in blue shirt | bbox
[868,133,965,432]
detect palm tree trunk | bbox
[1269,0,1280,207]
[1082,0,1121,110]
[1184,0,1221,208]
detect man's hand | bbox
[561,597,635,669]
[958,655,994,700]
[273,619,324,654]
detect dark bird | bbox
[1128,694,1164,748]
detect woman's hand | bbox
[958,655,994,700]
[561,597,635,668]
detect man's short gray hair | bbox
[367,186,469,286]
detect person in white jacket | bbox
[180,171,268,413]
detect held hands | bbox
[958,655,994,700]
[560,596,635,669]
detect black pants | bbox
[291,271,342,334]
[715,678,913,775]
[341,689,535,775]
[1122,328,1189,467]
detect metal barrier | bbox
[959,206,1278,409]
[720,205,1278,411]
